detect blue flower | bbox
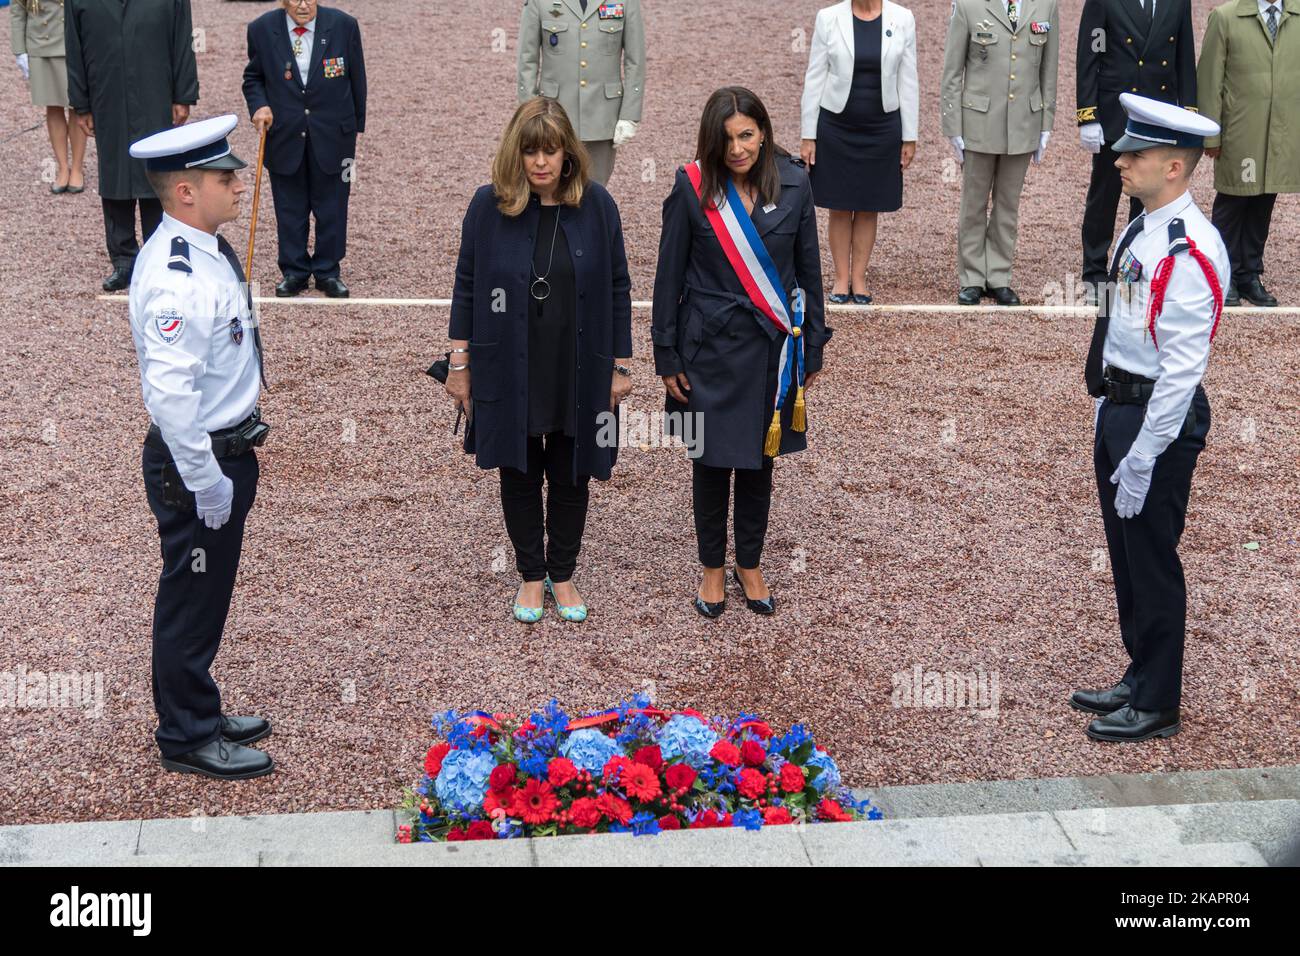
[733,808,764,831]
[629,811,661,837]
[805,751,841,793]
[433,748,497,811]
[560,728,623,775]
[656,715,719,760]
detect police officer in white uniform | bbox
[128,115,274,780]
[1074,94,1228,743]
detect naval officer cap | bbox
[129,114,247,172]
[1113,93,1220,154]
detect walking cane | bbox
[246,125,268,273]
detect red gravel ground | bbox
[1,1,1296,825]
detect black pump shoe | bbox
[732,568,775,615]
[693,595,725,618]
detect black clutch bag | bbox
[426,354,464,434]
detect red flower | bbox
[547,756,578,788]
[710,741,741,767]
[596,792,633,824]
[569,797,601,829]
[689,809,733,829]
[511,778,559,825]
[445,826,468,841]
[622,762,662,802]
[817,799,853,822]
[424,742,451,778]
[749,721,773,739]
[736,767,767,800]
[602,755,634,786]
[763,806,793,826]
[489,763,517,793]
[664,764,697,791]
[466,820,496,841]
[658,814,682,831]
[483,787,513,817]
[780,763,806,793]
[634,745,664,772]
[740,740,767,767]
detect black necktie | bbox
[216,234,267,386]
[1085,214,1145,395]
[1138,0,1153,29]
[580,0,588,10]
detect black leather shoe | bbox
[102,266,132,292]
[220,714,271,746]
[827,292,850,305]
[1069,681,1130,715]
[1085,705,1181,742]
[1238,276,1277,307]
[957,286,983,306]
[732,568,775,615]
[160,738,274,780]
[275,274,310,297]
[1223,281,1240,307]
[693,595,725,619]
[316,276,350,298]
[986,286,1021,306]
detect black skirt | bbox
[809,14,903,213]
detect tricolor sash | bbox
[683,161,807,456]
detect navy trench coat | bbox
[651,155,830,470]
[449,182,632,481]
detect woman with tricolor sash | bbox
[652,87,831,619]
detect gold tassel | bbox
[791,386,806,432]
[763,409,782,457]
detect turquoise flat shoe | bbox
[544,577,588,623]
[513,583,544,624]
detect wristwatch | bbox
[614,364,632,378]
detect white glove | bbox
[1079,122,1103,154]
[1110,450,1155,519]
[194,475,234,530]
[16,54,30,81]
[949,135,965,165]
[1094,397,1104,431]
[612,119,638,148]
[1033,131,1051,165]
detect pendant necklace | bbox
[531,203,561,302]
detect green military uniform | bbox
[517,0,645,185]
[941,0,1059,292]
[11,0,68,107]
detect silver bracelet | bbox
[449,362,469,371]
[448,347,469,355]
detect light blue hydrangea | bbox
[560,728,623,775]
[656,715,719,760]
[805,750,841,793]
[433,748,497,811]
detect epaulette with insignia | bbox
[168,236,192,273]
[1166,218,1191,256]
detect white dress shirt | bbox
[129,214,262,491]
[1103,191,1230,460]
[1258,1,1281,21]
[287,14,316,86]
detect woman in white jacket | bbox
[800,0,917,304]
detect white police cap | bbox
[1113,93,1220,153]
[129,114,247,172]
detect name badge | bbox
[598,2,625,18]
[762,202,777,214]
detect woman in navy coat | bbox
[652,87,831,619]
[445,98,633,623]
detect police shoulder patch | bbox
[155,308,185,344]
[168,236,192,274]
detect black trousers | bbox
[1211,192,1277,285]
[692,458,774,569]
[1082,146,1144,286]
[1094,388,1210,711]
[498,433,590,583]
[103,197,163,271]
[269,144,352,281]
[142,443,259,758]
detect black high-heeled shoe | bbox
[693,594,726,618]
[732,568,775,615]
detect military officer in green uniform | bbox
[517,0,646,185]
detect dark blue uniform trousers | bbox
[142,443,259,758]
[269,141,351,282]
[1094,387,1210,711]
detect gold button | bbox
[1011,53,1017,60]
[581,41,587,47]
[1009,93,1015,99]
[580,79,587,87]
[1010,73,1016,80]
[1138,59,1144,66]
[1170,36,1175,42]
[1126,37,1132,43]
[581,21,588,28]
[580,60,587,67]
[1161,84,1167,91]
[1131,87,1138,92]
[1162,60,1168,66]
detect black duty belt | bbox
[145,408,270,459]
[1102,366,1156,405]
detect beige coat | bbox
[941,0,1060,155]
[1198,0,1300,195]
[10,0,65,58]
